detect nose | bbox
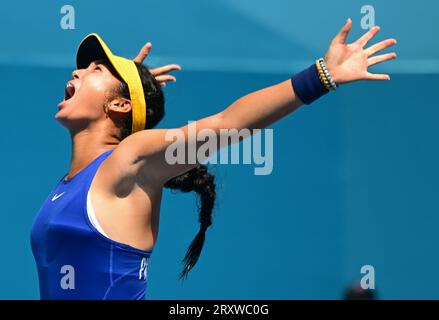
[72,69,83,79]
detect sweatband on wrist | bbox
[290,63,329,105]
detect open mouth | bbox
[64,81,76,101]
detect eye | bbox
[94,65,102,71]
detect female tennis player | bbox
[31,19,397,299]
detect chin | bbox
[54,112,71,130]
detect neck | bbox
[65,125,121,180]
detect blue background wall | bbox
[0,0,437,299]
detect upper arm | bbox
[116,79,299,186]
[116,112,224,186]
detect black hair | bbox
[112,62,216,280]
[343,283,377,300]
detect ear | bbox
[105,97,132,114]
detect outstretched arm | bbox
[119,19,397,185]
[216,19,397,131]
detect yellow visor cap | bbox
[76,33,146,134]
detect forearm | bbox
[219,79,304,131]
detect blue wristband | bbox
[291,63,329,105]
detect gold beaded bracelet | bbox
[315,59,332,91]
[317,58,338,91]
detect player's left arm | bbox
[117,19,397,186]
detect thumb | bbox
[334,18,352,44]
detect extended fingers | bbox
[366,38,397,56]
[366,72,391,81]
[150,64,182,76]
[356,25,380,47]
[133,42,152,64]
[155,74,177,83]
[368,52,397,67]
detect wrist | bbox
[316,58,338,91]
[324,63,340,86]
[322,56,340,86]
[290,63,329,105]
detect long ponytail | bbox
[164,164,216,279]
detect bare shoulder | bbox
[95,129,169,197]
[117,128,174,158]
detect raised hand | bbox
[324,18,397,85]
[133,42,181,87]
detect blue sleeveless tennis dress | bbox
[30,149,153,300]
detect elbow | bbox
[212,112,226,132]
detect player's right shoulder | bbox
[105,129,173,188]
